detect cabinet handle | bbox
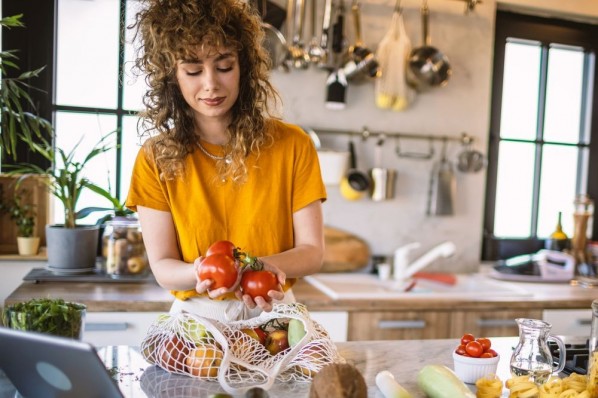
[577,319,592,326]
[85,322,128,331]
[378,320,426,329]
[476,319,516,327]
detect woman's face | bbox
[175,46,241,125]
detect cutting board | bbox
[322,226,371,272]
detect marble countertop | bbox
[0,336,527,398]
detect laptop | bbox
[0,327,124,398]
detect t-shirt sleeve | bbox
[125,146,171,212]
[292,129,327,213]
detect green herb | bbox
[3,298,86,338]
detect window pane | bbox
[537,144,579,237]
[123,0,147,111]
[56,0,120,108]
[53,112,117,225]
[494,141,535,237]
[120,115,148,201]
[543,46,584,144]
[500,41,541,140]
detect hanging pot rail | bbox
[311,126,474,145]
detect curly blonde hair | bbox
[131,0,280,182]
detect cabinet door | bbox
[450,309,543,338]
[84,312,162,347]
[348,311,451,341]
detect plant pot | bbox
[46,224,99,271]
[16,236,40,256]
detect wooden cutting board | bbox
[322,226,371,272]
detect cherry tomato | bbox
[198,253,238,289]
[487,348,498,357]
[240,270,279,300]
[480,352,494,358]
[461,333,475,346]
[465,340,483,357]
[205,240,237,259]
[477,337,492,352]
[455,344,467,356]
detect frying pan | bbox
[340,140,371,200]
[259,0,289,71]
[407,1,451,91]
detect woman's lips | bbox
[202,97,225,106]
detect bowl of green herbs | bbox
[2,298,86,339]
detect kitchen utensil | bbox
[427,139,456,216]
[456,134,485,173]
[306,0,325,65]
[318,150,349,185]
[260,0,290,72]
[510,318,567,384]
[369,136,397,201]
[375,2,415,111]
[341,1,379,82]
[319,0,333,68]
[321,225,370,272]
[407,0,451,91]
[288,0,310,70]
[340,140,370,200]
[395,137,434,160]
[326,0,347,110]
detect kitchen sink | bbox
[304,273,533,300]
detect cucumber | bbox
[417,365,476,398]
[287,318,306,347]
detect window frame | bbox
[483,10,598,260]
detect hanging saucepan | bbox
[407,0,451,91]
[340,140,371,200]
[341,1,379,83]
[259,0,289,71]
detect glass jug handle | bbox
[549,335,567,374]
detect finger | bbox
[268,289,285,301]
[208,287,228,299]
[255,296,273,312]
[196,279,212,294]
[242,294,257,309]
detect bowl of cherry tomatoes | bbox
[452,333,500,384]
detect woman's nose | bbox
[202,69,219,91]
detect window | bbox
[52,0,147,224]
[483,11,598,260]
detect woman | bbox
[126,0,326,322]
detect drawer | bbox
[450,309,543,338]
[348,311,451,341]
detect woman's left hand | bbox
[236,260,285,312]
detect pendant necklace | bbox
[197,141,232,164]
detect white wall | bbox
[270,0,596,272]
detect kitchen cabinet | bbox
[309,311,348,342]
[83,312,162,347]
[543,309,593,337]
[348,310,452,340]
[0,260,44,316]
[346,308,544,341]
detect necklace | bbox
[197,141,232,164]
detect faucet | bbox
[393,241,457,281]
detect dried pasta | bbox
[562,373,587,393]
[476,373,503,398]
[506,372,594,398]
[588,352,598,398]
[506,376,539,398]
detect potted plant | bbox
[5,131,116,271]
[0,14,52,163]
[0,187,40,255]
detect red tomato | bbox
[205,240,237,259]
[465,340,484,357]
[487,348,498,357]
[477,337,492,352]
[198,254,238,289]
[480,352,494,358]
[455,344,467,356]
[461,333,475,346]
[240,270,279,300]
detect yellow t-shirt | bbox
[125,120,327,300]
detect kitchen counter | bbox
[0,336,525,397]
[4,272,598,312]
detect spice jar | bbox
[588,299,598,396]
[102,219,149,278]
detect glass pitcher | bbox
[509,318,567,385]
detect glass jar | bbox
[102,219,149,278]
[588,299,598,396]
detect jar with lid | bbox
[101,218,149,278]
[588,299,598,396]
